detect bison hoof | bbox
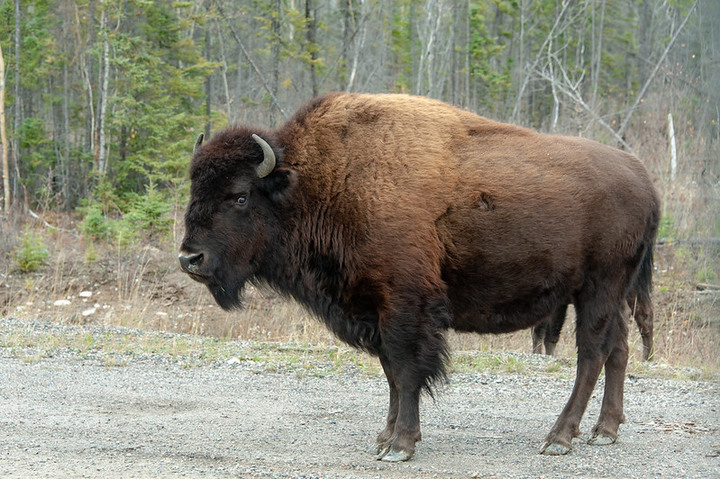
[588,433,616,446]
[377,448,412,462]
[540,441,571,456]
[367,442,384,455]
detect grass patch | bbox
[2,318,717,382]
[2,217,718,383]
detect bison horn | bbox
[193,133,204,153]
[252,134,276,178]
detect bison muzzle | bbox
[179,93,659,461]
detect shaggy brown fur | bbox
[180,93,660,461]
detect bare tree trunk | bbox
[0,44,9,214]
[205,26,212,138]
[270,0,281,126]
[465,0,471,108]
[590,0,606,108]
[62,60,70,211]
[306,0,318,97]
[13,0,23,209]
[548,39,559,132]
[346,0,368,92]
[668,113,677,182]
[340,0,351,90]
[87,0,97,156]
[214,19,233,122]
[60,6,71,211]
[97,1,110,177]
[415,0,443,96]
[638,0,653,87]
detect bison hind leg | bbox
[541,298,628,455]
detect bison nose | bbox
[179,251,204,274]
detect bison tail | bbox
[632,240,654,306]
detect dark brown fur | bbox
[180,93,660,460]
[532,284,654,360]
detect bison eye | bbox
[236,194,248,206]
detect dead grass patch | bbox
[1,213,718,380]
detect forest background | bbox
[0,0,718,373]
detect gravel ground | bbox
[1,318,719,478]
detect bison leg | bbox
[371,353,400,454]
[544,304,568,356]
[588,301,630,445]
[541,303,626,455]
[532,304,568,356]
[371,297,449,462]
[531,321,547,355]
[540,353,604,455]
[373,351,422,462]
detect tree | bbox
[0,0,713,242]
[0,44,9,214]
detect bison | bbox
[179,93,659,461]
[532,286,654,360]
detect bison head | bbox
[179,128,296,310]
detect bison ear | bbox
[262,167,298,204]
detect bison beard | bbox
[179,93,660,462]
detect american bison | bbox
[532,285,654,360]
[179,93,659,461]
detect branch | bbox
[535,61,635,154]
[28,209,79,237]
[213,0,287,120]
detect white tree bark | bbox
[97,1,110,176]
[0,44,10,214]
[668,113,677,182]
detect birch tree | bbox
[0,44,9,214]
[96,0,110,177]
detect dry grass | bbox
[1,212,718,381]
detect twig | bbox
[535,64,635,154]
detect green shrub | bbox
[111,219,141,249]
[84,241,98,263]
[13,231,50,273]
[122,183,172,237]
[80,203,110,240]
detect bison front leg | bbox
[372,347,425,462]
[371,353,400,455]
[371,298,450,462]
[374,376,422,461]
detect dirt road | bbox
[1,318,718,478]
